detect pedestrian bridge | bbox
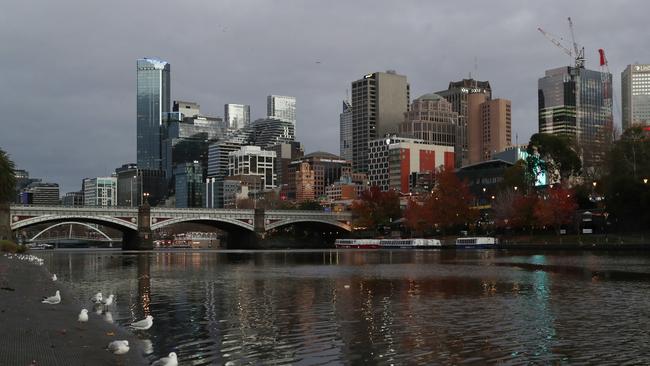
[9,205,353,249]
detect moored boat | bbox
[455,237,498,249]
[335,239,381,249]
[379,238,441,248]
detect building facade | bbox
[351,71,410,173]
[475,98,512,162]
[137,58,170,170]
[340,100,353,162]
[20,182,60,205]
[174,161,204,208]
[368,136,454,193]
[83,177,117,207]
[267,95,296,124]
[228,146,277,191]
[225,103,251,130]
[622,64,650,130]
[538,66,613,166]
[399,93,458,148]
[62,191,84,206]
[287,151,351,201]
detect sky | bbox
[1,0,648,193]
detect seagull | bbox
[90,292,103,304]
[130,315,153,330]
[152,352,178,366]
[107,340,130,355]
[42,290,61,304]
[78,309,88,322]
[52,274,57,281]
[102,294,115,307]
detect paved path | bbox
[0,255,146,365]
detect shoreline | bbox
[0,255,147,365]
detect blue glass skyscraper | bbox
[137,58,170,170]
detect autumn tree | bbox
[511,193,538,233]
[403,199,429,236]
[351,186,400,233]
[534,187,578,235]
[491,190,517,228]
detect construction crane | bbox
[598,48,619,138]
[538,18,585,69]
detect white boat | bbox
[26,243,54,250]
[379,238,441,249]
[455,237,498,249]
[335,239,381,249]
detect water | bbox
[40,249,650,365]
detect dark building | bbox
[455,160,514,205]
[20,182,60,205]
[62,191,84,206]
[538,66,613,167]
[136,58,170,171]
[287,151,351,200]
[14,169,41,203]
[115,164,166,207]
[174,161,204,208]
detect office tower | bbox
[62,191,84,206]
[137,58,170,170]
[294,162,315,202]
[399,93,458,150]
[539,66,612,166]
[270,141,304,190]
[115,163,139,207]
[622,64,650,130]
[173,101,200,118]
[287,152,351,200]
[20,182,60,205]
[340,100,353,162]
[83,177,117,207]
[351,70,410,173]
[225,104,251,130]
[228,146,277,190]
[478,99,511,161]
[437,79,491,167]
[368,136,454,192]
[174,161,204,208]
[267,95,296,124]
[13,169,41,203]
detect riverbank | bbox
[0,255,146,365]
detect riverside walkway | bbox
[0,255,146,365]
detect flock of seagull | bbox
[31,263,177,365]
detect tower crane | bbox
[537,18,585,69]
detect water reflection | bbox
[41,250,650,365]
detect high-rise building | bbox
[351,70,410,173]
[228,146,277,190]
[368,136,454,193]
[137,58,170,170]
[270,141,304,190]
[225,103,251,130]
[174,161,204,208]
[622,64,650,130]
[340,100,353,162]
[437,79,491,167]
[399,93,458,148]
[62,191,84,206]
[478,99,512,162]
[14,169,41,203]
[538,66,613,166]
[173,100,200,118]
[294,162,315,202]
[83,177,117,207]
[115,163,139,207]
[267,95,296,124]
[287,152,351,200]
[20,182,60,205]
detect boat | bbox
[335,239,380,249]
[379,238,441,248]
[25,243,54,250]
[455,237,498,249]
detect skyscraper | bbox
[437,79,491,167]
[399,93,458,149]
[339,100,353,162]
[225,103,251,130]
[622,64,650,130]
[538,66,612,166]
[137,58,170,170]
[351,70,410,173]
[267,95,296,124]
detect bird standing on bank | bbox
[107,340,130,354]
[52,274,57,281]
[130,315,153,330]
[90,292,103,304]
[102,294,115,307]
[152,352,178,366]
[42,290,61,304]
[78,309,88,322]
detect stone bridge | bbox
[9,205,352,249]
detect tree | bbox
[499,159,528,192]
[491,190,517,228]
[511,193,538,233]
[351,186,400,233]
[534,187,578,235]
[0,148,16,203]
[403,199,429,236]
[297,200,322,211]
[527,133,581,184]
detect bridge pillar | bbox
[0,203,11,241]
[122,203,153,250]
[254,208,265,235]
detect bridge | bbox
[9,205,353,249]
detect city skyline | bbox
[1,0,649,193]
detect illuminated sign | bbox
[634,65,650,72]
[460,87,486,94]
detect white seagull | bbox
[90,292,103,303]
[102,294,115,307]
[78,309,88,322]
[152,352,178,366]
[51,274,57,281]
[107,340,130,355]
[42,290,61,304]
[130,315,153,330]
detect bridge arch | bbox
[151,217,254,232]
[265,218,352,232]
[12,215,138,232]
[30,221,114,242]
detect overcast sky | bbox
[1,0,648,193]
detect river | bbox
[39,249,650,365]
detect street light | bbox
[143,192,150,204]
[644,178,648,184]
[514,186,518,191]
[131,175,137,207]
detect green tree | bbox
[0,148,16,203]
[499,159,528,191]
[297,200,323,211]
[527,133,582,184]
